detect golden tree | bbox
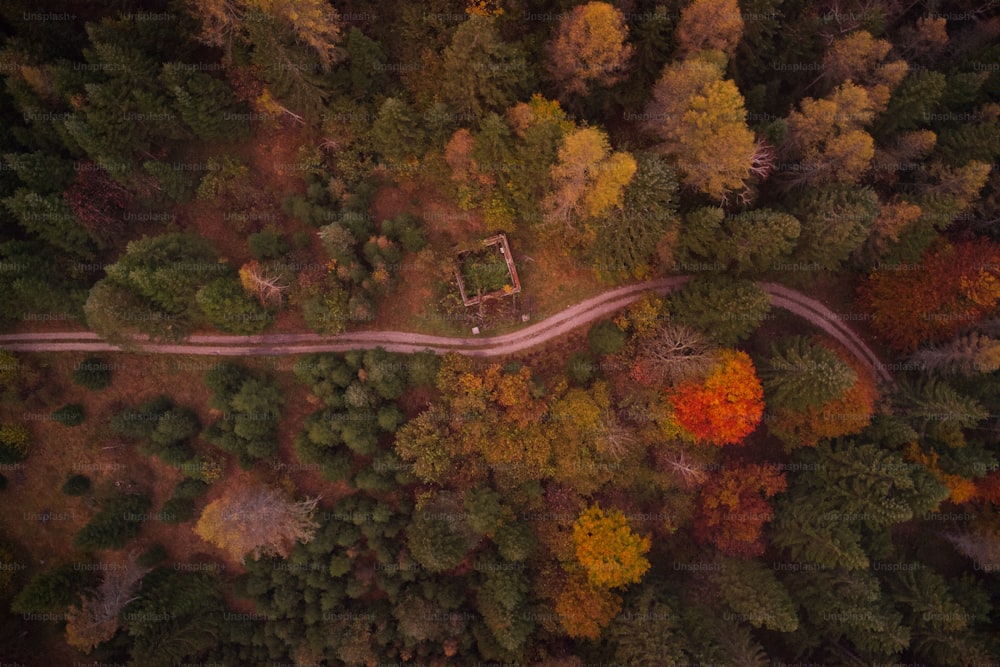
[676,0,744,57]
[572,504,651,588]
[782,82,877,187]
[195,485,319,562]
[644,54,756,200]
[546,1,634,98]
[543,126,637,237]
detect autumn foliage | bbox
[545,2,634,98]
[555,571,623,640]
[195,486,319,562]
[859,240,1000,352]
[765,344,878,448]
[572,504,651,589]
[668,349,764,446]
[693,463,787,557]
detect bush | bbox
[137,543,169,568]
[196,276,271,335]
[0,424,29,463]
[10,563,97,613]
[61,474,91,496]
[161,497,196,524]
[567,352,595,385]
[247,228,289,260]
[52,403,85,426]
[172,478,210,500]
[71,356,113,389]
[588,320,626,356]
[74,493,152,551]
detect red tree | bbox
[693,463,787,557]
[858,239,1000,352]
[668,349,764,446]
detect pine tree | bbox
[710,557,799,632]
[160,63,250,141]
[787,183,879,269]
[668,276,772,347]
[761,336,858,411]
[370,97,427,163]
[439,15,529,119]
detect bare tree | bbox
[634,322,718,385]
[911,332,1000,375]
[65,552,149,652]
[195,486,320,562]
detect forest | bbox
[1,0,1000,665]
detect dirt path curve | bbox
[0,278,894,384]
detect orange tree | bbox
[858,239,1000,353]
[668,349,764,445]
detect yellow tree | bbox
[186,0,341,69]
[676,0,744,57]
[543,126,637,239]
[572,504,651,588]
[783,82,877,187]
[644,54,756,200]
[821,30,908,111]
[195,486,320,562]
[546,1,634,99]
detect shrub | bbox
[137,543,169,568]
[52,403,85,426]
[588,320,626,356]
[567,352,595,385]
[74,493,152,551]
[0,424,29,463]
[161,497,196,524]
[10,563,96,613]
[172,478,210,500]
[248,228,289,260]
[61,474,92,496]
[71,356,113,389]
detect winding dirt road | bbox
[0,278,894,384]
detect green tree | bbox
[74,492,152,551]
[3,189,98,258]
[786,184,879,269]
[761,336,858,411]
[11,563,97,614]
[196,276,271,335]
[406,492,479,573]
[668,276,771,346]
[588,320,626,356]
[371,97,427,163]
[160,63,249,142]
[61,474,91,496]
[439,15,529,120]
[709,558,799,632]
[588,152,679,279]
[203,363,284,468]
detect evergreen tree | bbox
[668,276,772,346]
[761,336,858,411]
